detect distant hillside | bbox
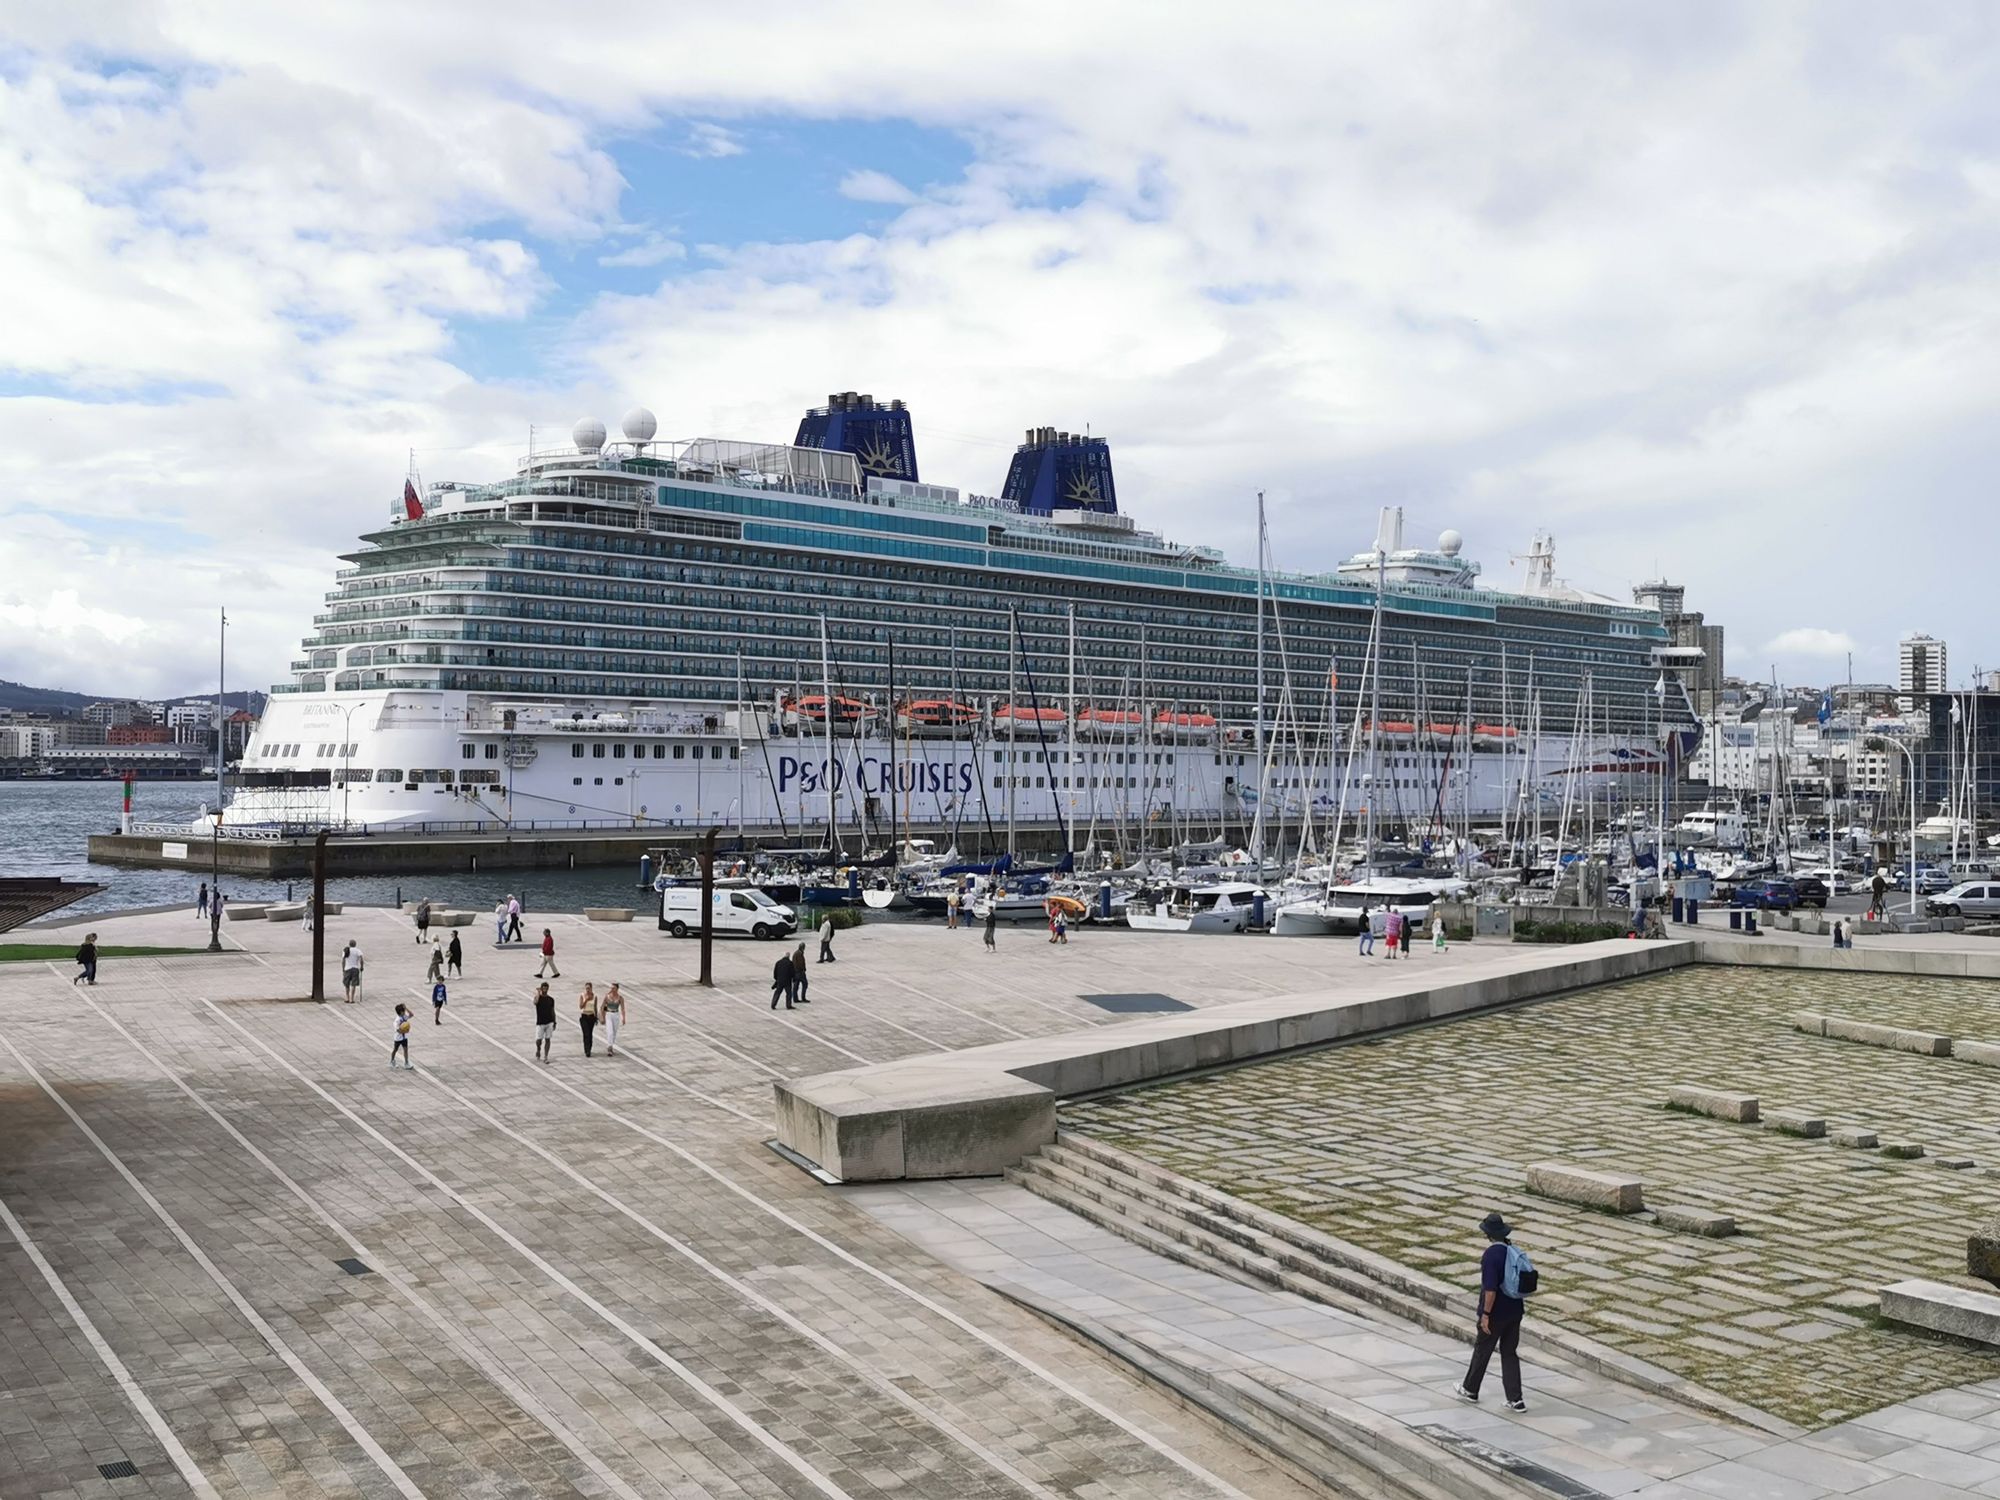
[0,680,266,715]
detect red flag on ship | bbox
[403,479,424,520]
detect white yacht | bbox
[1125,881,1267,934]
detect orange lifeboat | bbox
[783,694,873,728]
[897,698,980,733]
[994,704,1067,734]
[1152,711,1219,742]
[1075,707,1144,739]
[1363,719,1417,744]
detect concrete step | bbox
[1031,1131,1799,1441]
[1028,1145,1455,1337]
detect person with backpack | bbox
[73,933,99,987]
[1455,1211,1532,1411]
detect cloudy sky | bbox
[3,3,1997,700]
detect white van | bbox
[659,886,797,939]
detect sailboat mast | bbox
[1007,608,1018,860]
[1253,491,1268,861]
[819,613,837,854]
[887,635,899,858]
[734,653,747,847]
[1366,539,1384,869]
[1067,604,1078,859]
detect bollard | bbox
[1251,891,1266,927]
[639,853,653,890]
[395,884,402,908]
[1098,880,1112,921]
[1671,895,1684,923]
[286,882,294,901]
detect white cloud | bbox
[1765,628,1860,659]
[3,5,1999,697]
[839,169,917,205]
[682,121,743,158]
[598,234,687,268]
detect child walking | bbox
[390,1005,413,1069]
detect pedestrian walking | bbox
[214,891,227,920]
[1357,902,1374,956]
[341,941,364,1004]
[493,898,508,945]
[415,899,431,943]
[1870,869,1887,920]
[983,899,997,952]
[506,895,524,943]
[1048,906,1061,944]
[791,943,810,1004]
[1454,1212,1533,1412]
[535,928,560,978]
[600,982,625,1055]
[447,931,463,977]
[431,979,448,1023]
[532,983,556,1062]
[303,894,315,933]
[196,882,209,920]
[72,933,99,987]
[1431,909,1447,952]
[426,940,444,983]
[577,982,598,1056]
[390,1004,413,1069]
[1383,908,1403,959]
[946,887,961,930]
[818,912,837,963]
[772,950,796,1010]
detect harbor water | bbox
[1,782,664,919]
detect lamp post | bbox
[208,608,228,953]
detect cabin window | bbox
[462,744,476,760]
[484,743,499,759]
[653,744,666,758]
[691,746,703,759]
[572,777,582,786]
[613,744,627,759]
[674,745,686,759]
[376,769,403,782]
[571,743,583,757]
[593,777,603,785]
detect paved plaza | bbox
[1067,965,2000,1430]
[15,904,2000,1499]
[1,907,1343,1500]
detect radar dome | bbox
[572,417,606,453]
[1438,529,1463,556]
[621,406,658,444]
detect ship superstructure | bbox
[227,397,1698,839]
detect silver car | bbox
[1928,882,2000,919]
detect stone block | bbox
[1968,1219,2000,1289]
[1881,1142,1925,1159]
[1667,1086,1759,1123]
[1655,1203,1738,1237]
[264,904,304,922]
[1957,1041,2000,1069]
[224,903,269,921]
[1880,1279,2000,1346]
[1833,1128,1879,1149]
[1526,1160,1644,1214]
[1937,1158,1976,1171]
[583,908,636,922]
[1820,1014,1952,1056]
[1790,1011,1828,1037]
[1766,1111,1827,1138]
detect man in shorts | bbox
[532,982,557,1063]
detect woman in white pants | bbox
[600,983,627,1056]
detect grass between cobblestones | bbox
[1064,966,2000,1428]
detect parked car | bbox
[1787,875,1831,909]
[1892,867,1953,895]
[1793,868,1855,895]
[1927,883,2000,920]
[1730,879,1797,911]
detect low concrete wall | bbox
[775,939,1697,1182]
[1697,938,2000,980]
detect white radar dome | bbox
[572,417,607,453]
[1438,529,1463,556]
[621,406,658,444]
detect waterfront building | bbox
[1900,633,1949,712]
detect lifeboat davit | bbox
[994,704,1067,734]
[1152,711,1219,742]
[897,698,980,734]
[1075,707,1144,739]
[1363,719,1418,744]
[783,694,874,729]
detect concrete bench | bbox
[1667,1086,1758,1123]
[1655,1204,1737,1238]
[1968,1219,2000,1287]
[1880,1279,2000,1346]
[429,911,478,927]
[1957,1041,2000,1068]
[265,904,305,922]
[224,904,269,921]
[1797,1012,1952,1057]
[584,908,636,923]
[1526,1161,1644,1214]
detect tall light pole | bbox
[1869,735,1918,916]
[208,608,228,953]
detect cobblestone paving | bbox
[1067,967,2000,1430]
[0,911,1327,1500]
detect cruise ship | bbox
[222,395,1699,841]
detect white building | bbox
[0,725,55,757]
[1900,633,1948,711]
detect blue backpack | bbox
[1502,1245,1538,1298]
